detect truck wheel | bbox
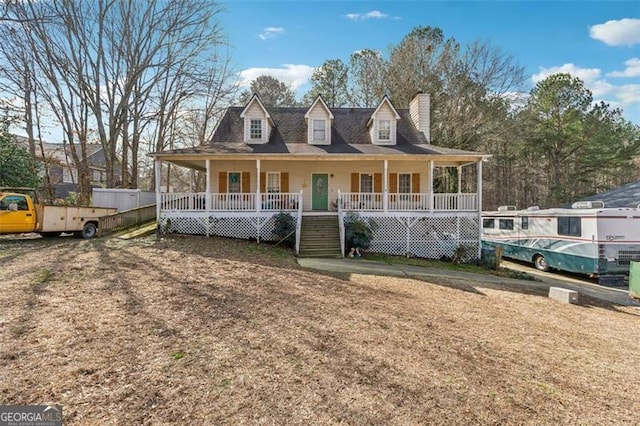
[81,222,98,239]
[534,254,549,272]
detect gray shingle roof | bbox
[153,106,485,157]
[581,180,640,208]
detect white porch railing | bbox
[161,192,208,211]
[433,193,477,211]
[388,193,431,211]
[295,191,303,255]
[340,192,384,211]
[160,192,478,212]
[340,192,478,211]
[161,192,300,211]
[261,192,300,211]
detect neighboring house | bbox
[150,93,489,260]
[13,135,110,198]
[580,180,640,208]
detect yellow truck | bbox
[0,191,116,238]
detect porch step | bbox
[298,215,342,258]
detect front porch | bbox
[153,157,484,261]
[157,190,481,262]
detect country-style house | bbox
[150,93,489,259]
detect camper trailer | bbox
[482,201,640,278]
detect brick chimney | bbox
[409,92,430,143]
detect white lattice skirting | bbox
[159,212,297,242]
[160,211,480,261]
[345,214,480,261]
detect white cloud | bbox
[258,27,285,40]
[532,63,601,84]
[589,18,640,46]
[607,57,640,78]
[238,64,315,91]
[344,10,397,21]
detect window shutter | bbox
[412,173,420,193]
[218,171,227,193]
[281,172,289,192]
[351,173,359,192]
[374,173,382,193]
[389,173,398,193]
[242,172,250,193]
[260,172,266,193]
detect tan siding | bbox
[208,160,431,211]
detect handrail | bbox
[338,190,345,257]
[97,204,156,237]
[295,190,303,255]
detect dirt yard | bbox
[1,234,639,425]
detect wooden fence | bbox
[97,204,156,237]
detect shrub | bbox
[273,211,295,247]
[344,212,375,251]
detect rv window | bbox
[557,216,581,237]
[521,216,529,230]
[499,219,514,230]
[482,218,495,229]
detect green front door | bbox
[311,173,329,210]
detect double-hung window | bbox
[266,172,280,193]
[360,174,373,193]
[378,120,391,141]
[398,173,411,193]
[313,119,325,141]
[250,119,262,140]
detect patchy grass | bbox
[0,234,638,425]
[31,268,55,285]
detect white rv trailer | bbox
[482,201,640,277]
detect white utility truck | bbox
[0,190,115,238]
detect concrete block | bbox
[548,287,579,304]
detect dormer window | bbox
[240,94,273,144]
[368,96,400,146]
[305,95,333,145]
[313,119,326,141]
[378,120,391,141]
[250,119,262,140]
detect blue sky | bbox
[222,1,640,123]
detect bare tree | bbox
[349,49,387,107]
[1,0,233,201]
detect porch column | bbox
[155,159,161,229]
[477,159,483,259]
[428,160,434,212]
[205,159,211,211]
[256,159,261,213]
[383,160,388,212]
[457,166,462,194]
